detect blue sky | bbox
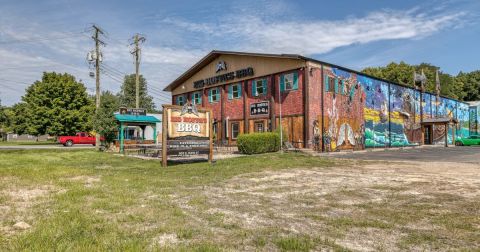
[0,0,479,106]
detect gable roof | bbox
[162,50,307,92]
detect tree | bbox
[93,91,120,145]
[21,72,94,136]
[362,62,465,100]
[457,70,480,101]
[118,74,155,112]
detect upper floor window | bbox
[208,88,220,103]
[176,95,185,106]
[252,79,267,96]
[228,83,242,99]
[280,72,298,92]
[192,92,202,105]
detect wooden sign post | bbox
[161,103,213,167]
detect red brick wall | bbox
[246,76,273,121]
[307,67,323,148]
[224,83,245,120]
[202,87,222,121]
[274,69,304,117]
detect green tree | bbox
[362,62,465,100]
[118,74,155,111]
[21,72,94,136]
[10,103,28,135]
[93,91,120,145]
[457,70,480,101]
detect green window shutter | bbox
[238,84,242,98]
[262,79,267,94]
[293,72,298,90]
[198,92,202,104]
[191,93,195,103]
[252,80,257,96]
[334,78,339,94]
[340,80,345,95]
[325,76,329,92]
[280,75,285,92]
[216,88,220,101]
[228,85,233,100]
[208,90,213,103]
[176,96,180,105]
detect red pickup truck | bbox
[58,132,103,146]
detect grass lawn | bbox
[0,141,58,146]
[0,150,479,251]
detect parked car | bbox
[58,132,103,146]
[456,135,480,146]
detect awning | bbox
[421,117,458,125]
[114,114,161,124]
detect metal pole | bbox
[279,78,283,152]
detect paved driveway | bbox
[330,146,480,164]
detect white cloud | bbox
[162,9,467,55]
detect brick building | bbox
[164,51,472,151]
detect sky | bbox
[0,0,479,106]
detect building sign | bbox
[162,103,213,166]
[119,107,147,116]
[193,64,254,89]
[250,101,269,116]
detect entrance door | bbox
[424,125,432,144]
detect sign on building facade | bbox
[162,103,213,167]
[250,101,269,116]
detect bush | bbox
[237,132,281,154]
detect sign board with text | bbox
[162,103,213,166]
[119,107,147,116]
[250,101,269,116]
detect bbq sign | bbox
[166,103,210,139]
[162,103,213,167]
[250,101,269,116]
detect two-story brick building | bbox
[164,51,472,151]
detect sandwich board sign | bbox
[162,103,213,167]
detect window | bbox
[280,72,298,92]
[209,88,220,103]
[252,79,267,96]
[176,95,185,106]
[231,123,240,139]
[254,121,264,132]
[228,83,242,99]
[192,92,202,105]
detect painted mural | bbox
[470,106,479,135]
[322,67,366,151]
[320,70,472,150]
[457,103,470,139]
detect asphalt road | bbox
[337,146,480,164]
[0,144,95,150]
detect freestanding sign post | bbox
[162,103,213,167]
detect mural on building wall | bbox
[357,75,390,147]
[423,93,432,118]
[322,67,366,151]
[389,85,422,146]
[457,103,470,139]
[469,106,479,135]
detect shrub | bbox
[237,132,280,154]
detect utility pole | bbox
[130,34,145,108]
[90,25,105,150]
